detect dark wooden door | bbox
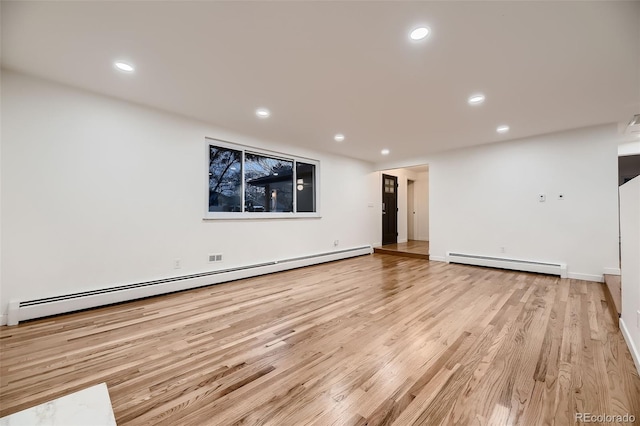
[382,174,398,245]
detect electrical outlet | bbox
[174,259,182,269]
[208,254,223,262]
[500,247,505,253]
[334,240,339,247]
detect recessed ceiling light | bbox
[496,125,510,134]
[468,94,485,105]
[114,61,134,72]
[409,27,430,41]
[334,134,345,142]
[381,149,390,155]
[256,108,270,118]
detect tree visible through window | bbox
[209,146,242,212]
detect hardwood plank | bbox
[603,274,622,317]
[1,255,639,425]
[374,241,429,260]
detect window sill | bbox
[203,212,322,220]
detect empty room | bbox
[1,1,640,425]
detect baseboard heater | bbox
[7,245,373,326]
[446,252,567,278]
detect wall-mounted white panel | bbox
[619,176,640,373]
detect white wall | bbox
[416,171,429,241]
[619,141,640,157]
[0,71,379,320]
[0,68,3,323]
[620,176,640,373]
[429,125,620,281]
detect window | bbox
[296,162,316,212]
[209,145,242,212]
[384,177,395,193]
[206,139,319,218]
[245,153,293,212]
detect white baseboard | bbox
[620,318,640,375]
[5,246,373,325]
[603,267,621,276]
[447,252,567,278]
[567,272,603,283]
[0,314,6,326]
[397,238,408,244]
[429,255,446,262]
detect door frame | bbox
[407,179,415,241]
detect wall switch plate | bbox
[538,194,546,202]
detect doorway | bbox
[382,174,398,245]
[407,179,415,240]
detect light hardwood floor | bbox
[1,254,639,425]
[374,241,429,260]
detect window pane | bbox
[209,145,242,212]
[296,162,316,212]
[245,153,293,212]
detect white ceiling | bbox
[2,1,639,164]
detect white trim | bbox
[618,141,640,157]
[603,267,621,276]
[7,301,19,326]
[0,314,6,326]
[446,252,567,278]
[204,212,322,220]
[206,138,318,164]
[397,238,408,244]
[620,318,640,375]
[6,246,372,325]
[567,272,603,283]
[429,255,447,262]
